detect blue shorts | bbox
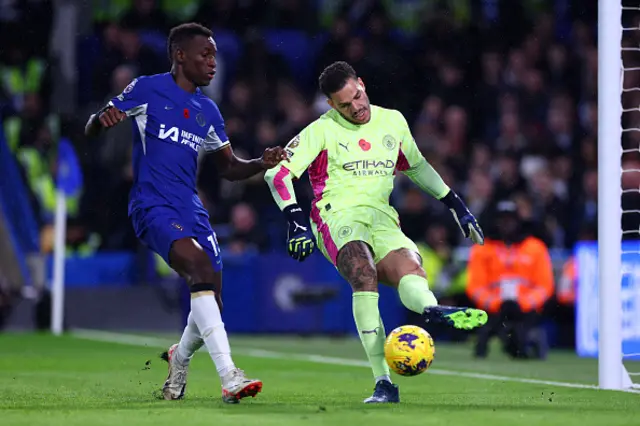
[130,205,222,272]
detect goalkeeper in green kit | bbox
[264,61,487,404]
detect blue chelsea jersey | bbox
[109,73,229,217]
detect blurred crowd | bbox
[1,2,639,302]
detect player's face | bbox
[328,77,371,125]
[182,35,217,87]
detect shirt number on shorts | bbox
[207,234,220,257]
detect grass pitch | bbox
[1,332,639,426]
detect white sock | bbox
[190,292,236,378]
[176,312,204,364]
[375,375,392,384]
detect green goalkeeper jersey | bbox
[279,105,443,217]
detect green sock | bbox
[398,274,439,313]
[352,291,390,379]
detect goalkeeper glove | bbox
[441,190,485,245]
[284,204,316,261]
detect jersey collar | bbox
[165,72,202,99]
[330,108,371,130]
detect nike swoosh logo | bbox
[362,328,379,335]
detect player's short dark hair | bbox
[318,61,357,98]
[167,22,213,62]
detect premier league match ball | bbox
[384,325,435,377]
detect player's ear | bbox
[175,47,185,64]
[357,77,366,92]
[327,98,335,109]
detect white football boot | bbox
[162,344,189,400]
[221,368,263,403]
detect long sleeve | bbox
[264,164,298,210]
[264,122,325,210]
[394,111,450,199]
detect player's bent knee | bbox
[409,264,427,279]
[384,249,426,285]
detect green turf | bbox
[1,333,639,426]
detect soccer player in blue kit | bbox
[85,23,288,403]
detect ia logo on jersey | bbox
[159,124,204,152]
[159,124,180,142]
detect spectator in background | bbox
[496,111,527,154]
[98,65,136,179]
[492,152,527,200]
[118,22,168,75]
[92,21,166,101]
[463,168,494,221]
[90,22,125,101]
[0,40,50,113]
[528,165,568,248]
[416,222,467,305]
[315,16,351,78]
[234,32,292,102]
[224,202,267,255]
[467,200,554,359]
[397,187,428,242]
[3,92,52,153]
[119,0,170,34]
[265,0,317,32]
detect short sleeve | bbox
[109,77,149,117]
[202,102,230,152]
[282,122,325,179]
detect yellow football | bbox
[384,325,435,376]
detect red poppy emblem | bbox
[359,139,371,151]
[183,108,190,119]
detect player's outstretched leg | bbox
[337,241,399,404]
[377,249,487,331]
[168,238,262,403]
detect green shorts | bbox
[310,205,419,265]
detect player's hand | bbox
[450,209,485,245]
[98,106,127,128]
[284,204,315,261]
[441,190,484,245]
[261,146,289,169]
